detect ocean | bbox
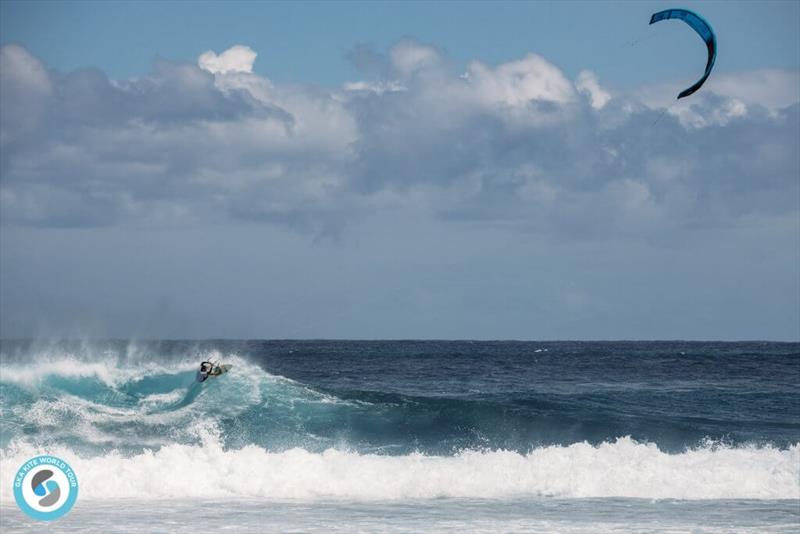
[1,340,798,532]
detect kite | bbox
[650,9,717,99]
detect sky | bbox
[0,1,798,340]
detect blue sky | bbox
[3,1,798,85]
[1,1,798,340]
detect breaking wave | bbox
[1,435,797,501]
[1,340,798,502]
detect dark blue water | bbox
[257,340,800,450]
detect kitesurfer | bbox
[197,361,222,382]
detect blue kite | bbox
[650,8,717,99]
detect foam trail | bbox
[1,437,797,501]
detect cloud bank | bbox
[1,42,797,239]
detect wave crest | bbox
[1,436,797,501]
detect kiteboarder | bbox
[197,361,223,382]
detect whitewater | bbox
[1,340,798,532]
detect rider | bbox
[197,361,222,382]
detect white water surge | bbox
[1,434,797,502]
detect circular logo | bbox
[13,455,78,521]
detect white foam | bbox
[0,355,194,388]
[1,437,797,502]
[138,391,186,406]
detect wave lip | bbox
[1,437,797,502]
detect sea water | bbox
[0,340,798,532]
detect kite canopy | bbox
[650,8,717,99]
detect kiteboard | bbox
[214,364,232,375]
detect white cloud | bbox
[0,44,51,94]
[576,70,610,110]
[198,45,257,74]
[467,54,575,108]
[709,69,800,110]
[674,96,748,129]
[0,45,53,142]
[635,69,799,128]
[342,80,406,95]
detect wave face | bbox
[1,339,798,501]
